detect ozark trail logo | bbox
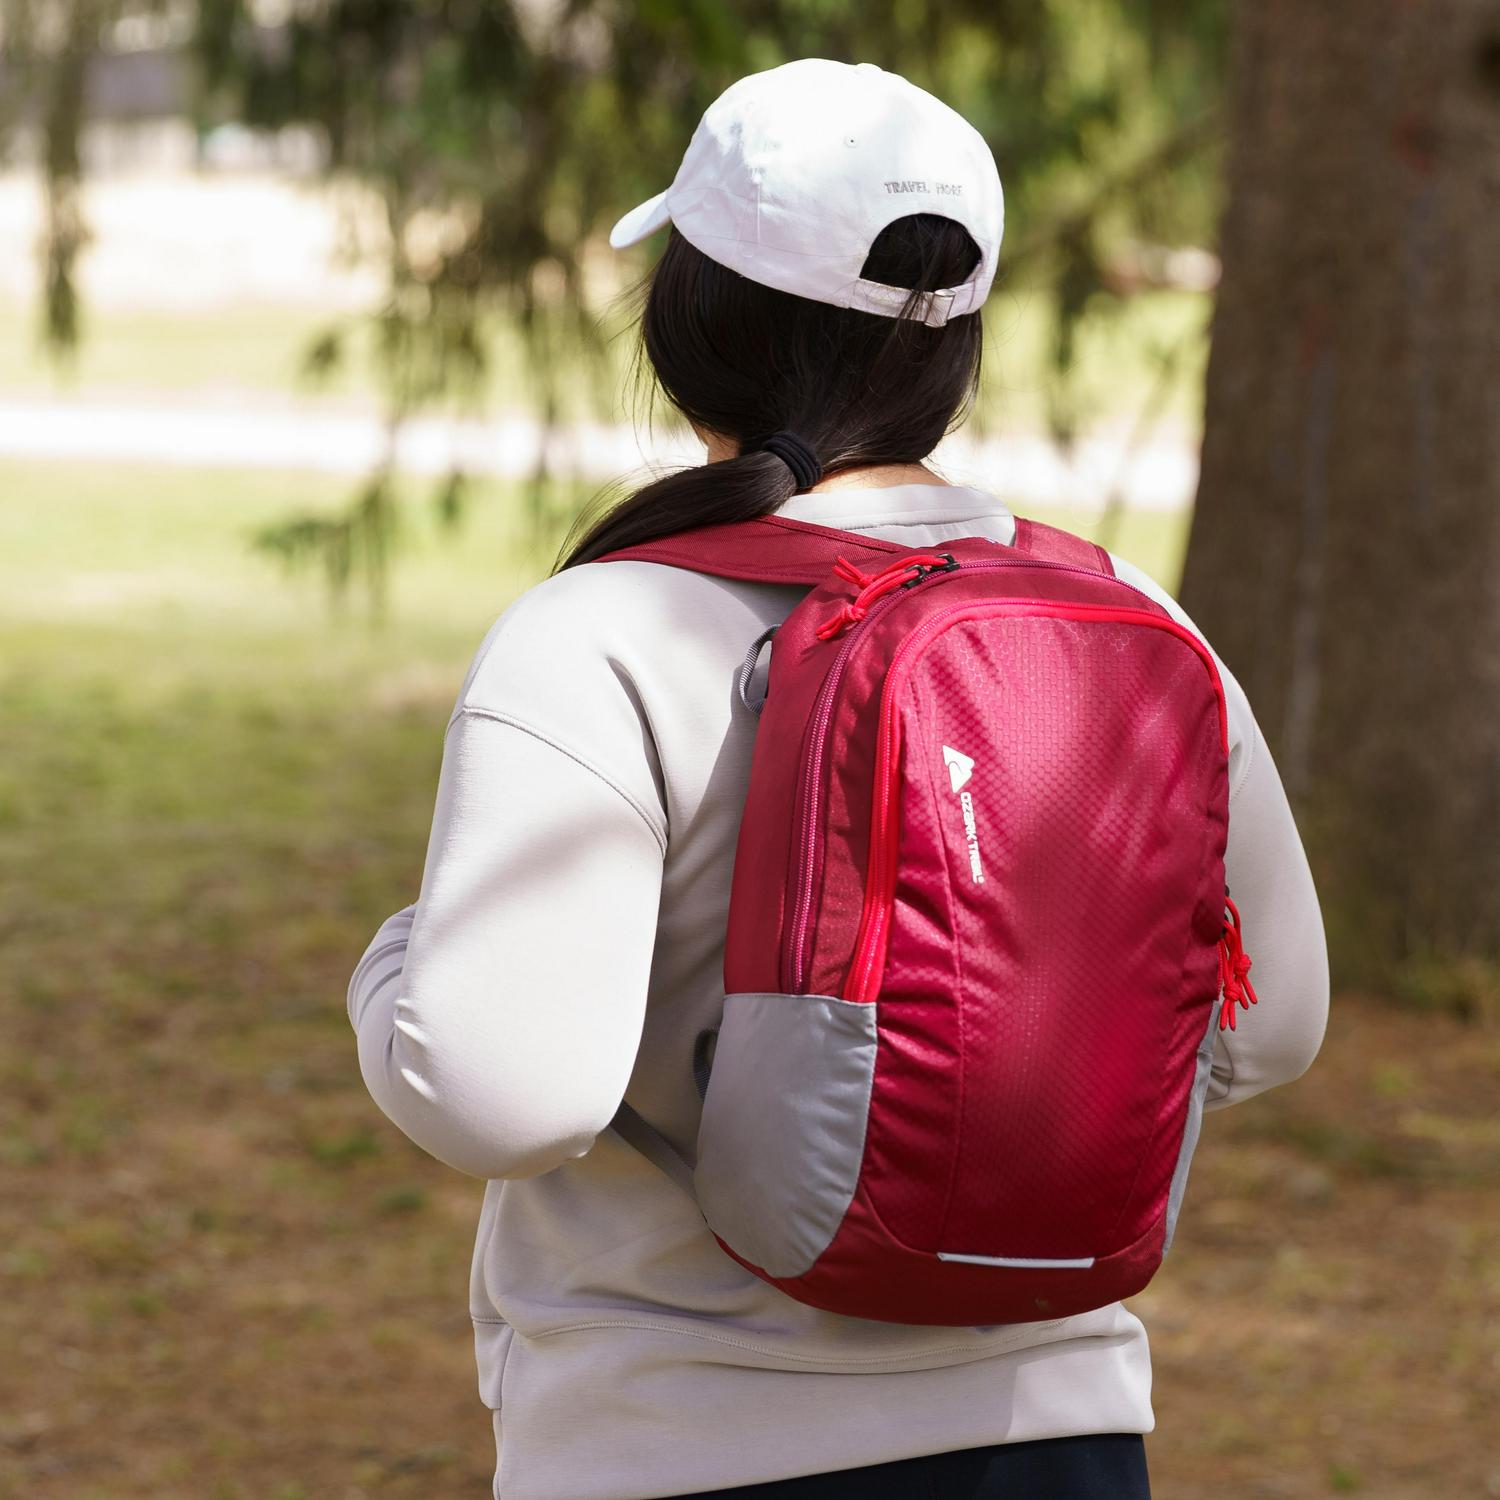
[941,745,985,884]
[942,744,974,793]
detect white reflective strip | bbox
[937,1251,1096,1269]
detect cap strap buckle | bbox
[915,287,957,328]
[848,276,970,327]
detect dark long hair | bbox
[558,214,984,569]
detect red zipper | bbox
[782,555,1158,993]
[841,600,1229,1005]
[783,586,918,990]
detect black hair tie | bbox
[753,431,822,492]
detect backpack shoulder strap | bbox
[1012,517,1115,576]
[597,514,904,585]
[611,1103,697,1198]
[597,511,1113,582]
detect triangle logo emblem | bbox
[942,744,975,794]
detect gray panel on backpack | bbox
[694,991,878,1281]
[1163,1002,1221,1255]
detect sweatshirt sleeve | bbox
[347,575,668,1180]
[1109,554,1330,1108]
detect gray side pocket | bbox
[1163,1003,1220,1255]
[695,992,878,1280]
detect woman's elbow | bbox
[1211,968,1331,1108]
[423,1096,609,1182]
[1276,972,1332,1089]
[1260,1017,1326,1096]
[356,1018,615,1180]
[1272,931,1333,1086]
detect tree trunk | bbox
[1180,0,1500,991]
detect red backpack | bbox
[606,513,1256,1326]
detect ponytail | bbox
[562,450,801,568]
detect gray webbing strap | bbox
[610,1104,698,1200]
[736,625,778,716]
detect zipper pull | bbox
[1217,894,1258,1031]
[832,555,877,588]
[816,553,960,641]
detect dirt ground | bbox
[2,980,1495,1500]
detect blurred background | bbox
[0,3,1496,1498]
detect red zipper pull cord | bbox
[1217,895,1258,1031]
[832,556,877,588]
[816,553,955,641]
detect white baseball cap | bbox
[609,59,1004,328]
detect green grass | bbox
[0,286,1212,438]
[0,299,375,404]
[0,458,555,635]
[0,296,630,421]
[0,461,566,1081]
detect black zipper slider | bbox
[900,552,961,588]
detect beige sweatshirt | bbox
[347,482,1329,1500]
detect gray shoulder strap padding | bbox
[611,1103,697,1199]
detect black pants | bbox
[671,1434,1150,1499]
